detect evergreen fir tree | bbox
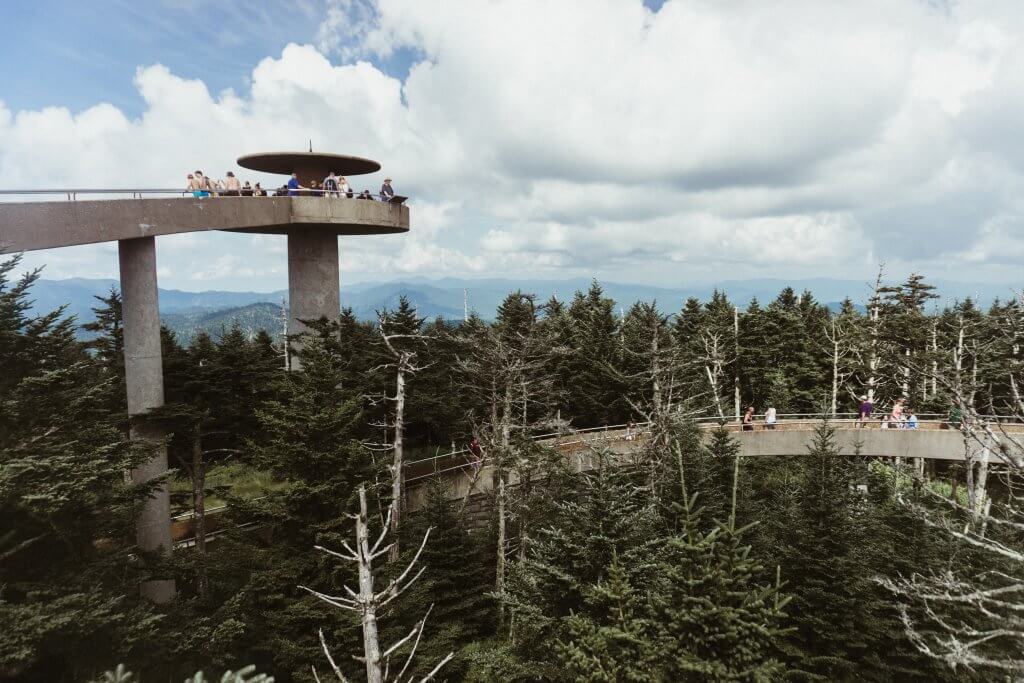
[775,421,879,681]
[651,456,788,682]
[385,481,494,679]
[0,256,163,682]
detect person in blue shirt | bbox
[906,409,918,429]
[287,172,302,197]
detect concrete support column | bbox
[118,237,176,603]
[287,229,341,369]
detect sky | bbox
[2,0,1023,292]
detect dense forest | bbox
[3,252,1024,681]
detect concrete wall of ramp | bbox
[733,427,973,462]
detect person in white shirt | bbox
[764,405,777,430]
[338,176,352,198]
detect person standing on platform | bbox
[891,399,904,426]
[742,406,755,431]
[187,173,202,198]
[287,172,302,197]
[196,171,212,197]
[765,405,777,430]
[323,172,340,197]
[339,175,352,197]
[468,437,483,472]
[906,409,918,429]
[380,177,395,202]
[224,171,241,196]
[858,395,873,428]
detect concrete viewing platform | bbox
[0,149,409,603]
[0,195,408,252]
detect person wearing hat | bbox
[380,177,394,202]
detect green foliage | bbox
[384,481,494,679]
[491,435,788,681]
[97,663,273,682]
[7,265,1024,681]
[0,256,165,682]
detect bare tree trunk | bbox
[192,429,207,597]
[903,347,911,398]
[867,269,883,404]
[495,382,513,629]
[356,487,384,683]
[974,445,991,528]
[831,319,840,417]
[706,364,725,420]
[970,353,979,411]
[388,368,406,563]
[733,306,741,421]
[495,473,507,628]
[930,321,938,398]
[652,318,662,414]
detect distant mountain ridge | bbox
[27,274,1021,341]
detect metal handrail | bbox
[0,188,403,201]
[0,189,190,195]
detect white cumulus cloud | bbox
[2,0,1024,289]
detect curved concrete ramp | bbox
[406,421,1023,512]
[0,196,409,252]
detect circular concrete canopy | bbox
[237,152,381,185]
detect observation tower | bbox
[0,151,409,602]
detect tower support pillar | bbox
[287,229,341,368]
[118,236,176,603]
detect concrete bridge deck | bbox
[0,195,408,252]
[405,419,1024,512]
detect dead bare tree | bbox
[877,300,1024,675]
[452,301,561,627]
[700,330,732,421]
[299,486,453,683]
[733,305,742,422]
[820,315,857,417]
[851,265,886,405]
[372,310,431,562]
[879,481,1024,675]
[606,304,708,486]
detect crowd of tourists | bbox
[737,398,923,430]
[856,396,920,429]
[185,170,396,201]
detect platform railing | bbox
[0,188,404,201]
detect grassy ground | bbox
[170,461,288,514]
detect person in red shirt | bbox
[468,437,483,471]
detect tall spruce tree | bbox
[0,256,162,682]
[774,421,880,681]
